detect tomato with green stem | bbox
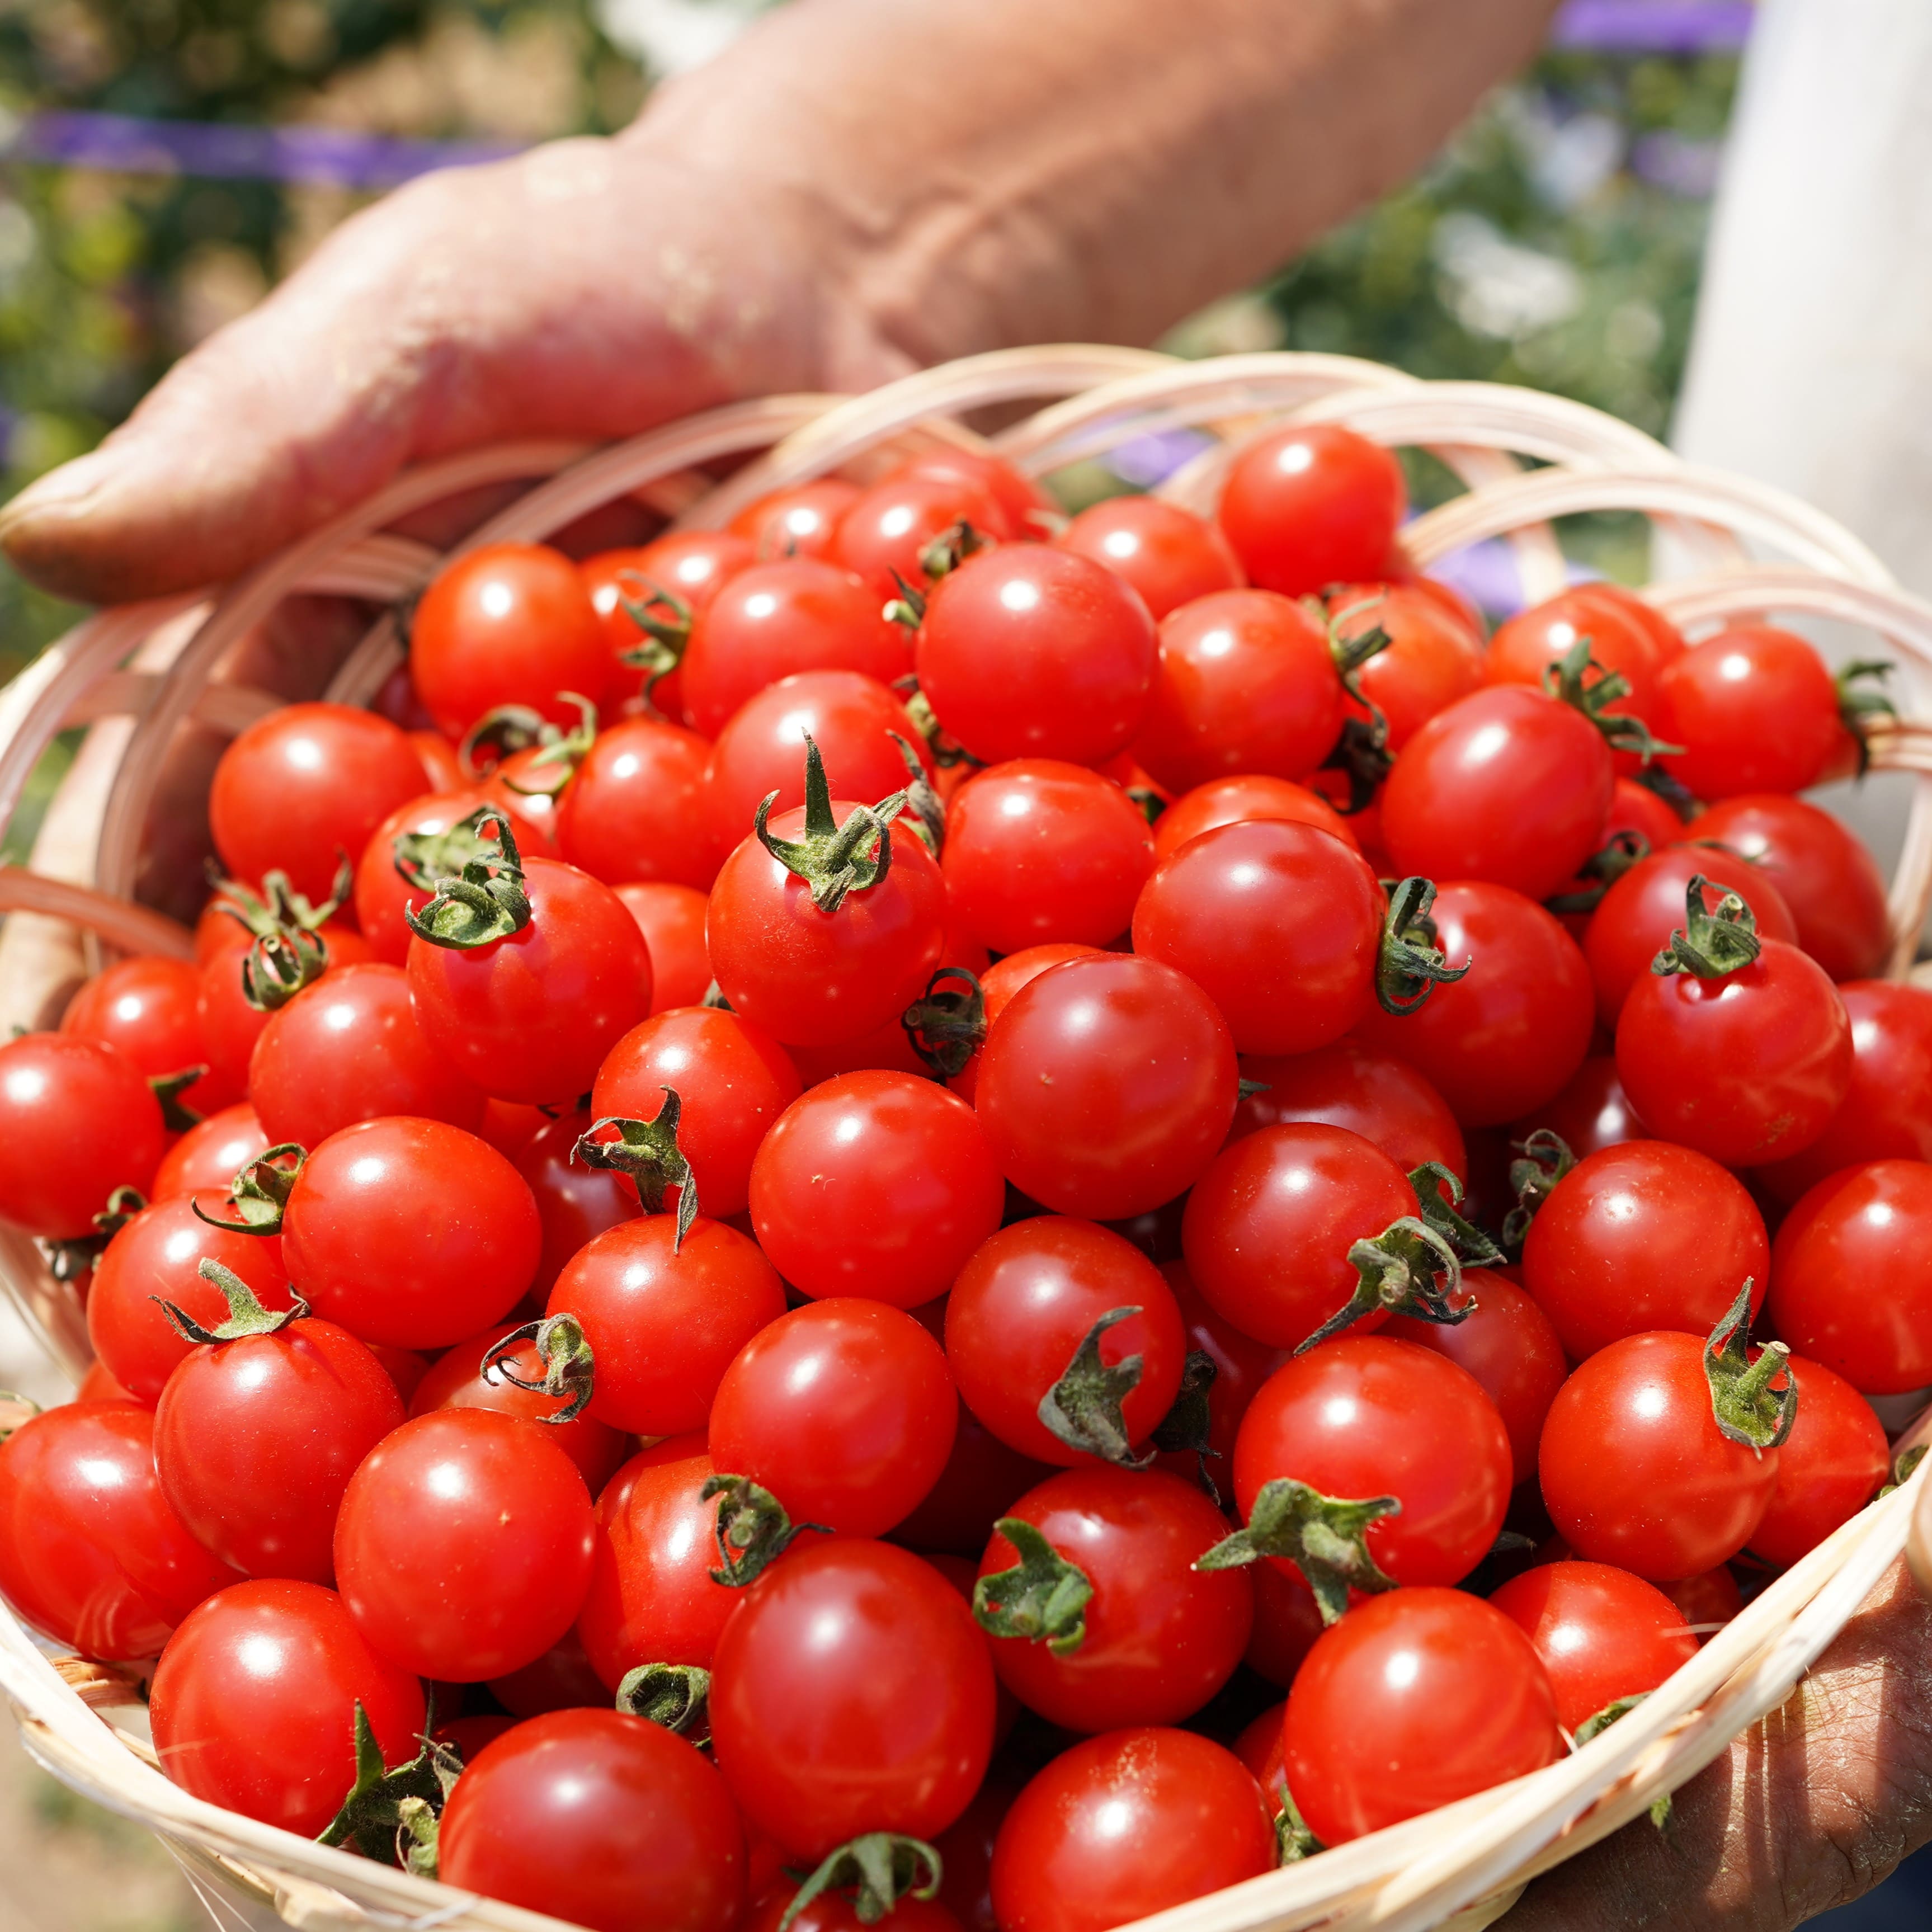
[1484,587,1670,770]
[831,463,1018,596]
[728,478,863,560]
[1327,581,1485,752]
[1747,1353,1888,1566]
[153,1102,270,1200]
[581,529,755,714]
[61,955,231,1108]
[511,1106,638,1300]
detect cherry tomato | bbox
[556,716,719,890]
[1769,1160,1932,1393]
[1229,1039,1465,1177]
[408,855,654,1104]
[943,760,1155,953]
[749,1072,1004,1307]
[1685,794,1891,983]
[281,1116,541,1349]
[893,1402,1059,1559]
[509,1106,638,1298]
[1329,581,1486,752]
[440,1709,744,1932]
[87,1191,294,1402]
[1508,1055,1644,1160]
[334,1408,594,1680]
[946,1218,1185,1467]
[1353,880,1595,1128]
[1616,937,1850,1167]
[1748,1353,1888,1567]
[582,530,755,714]
[1658,624,1840,799]
[992,1727,1274,1932]
[0,1034,165,1237]
[75,1360,142,1405]
[710,1539,997,1858]
[1054,497,1242,619]
[154,1315,402,1583]
[1657,1565,1742,1631]
[1570,581,1685,663]
[831,465,1017,595]
[61,955,230,1106]
[729,478,863,560]
[1217,423,1406,597]
[614,882,713,1013]
[153,1102,270,1199]
[709,1298,956,1536]
[412,543,612,739]
[976,954,1236,1219]
[1603,773,1691,854]
[1133,819,1383,1055]
[150,1578,424,1834]
[1381,686,1614,902]
[553,1213,786,1435]
[1485,587,1669,767]
[939,942,1101,1105]
[477,1096,548,1160]
[682,559,908,739]
[1234,1336,1512,1586]
[1152,1259,1287,1484]
[1152,773,1357,863]
[1387,1271,1567,1486]
[1133,590,1344,793]
[903,447,1053,532]
[1522,1141,1769,1361]
[1538,1331,1782,1580]
[0,1402,236,1658]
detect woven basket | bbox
[5,346,1932,1932]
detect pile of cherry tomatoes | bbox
[0,418,1926,1932]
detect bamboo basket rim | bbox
[4,345,1932,1932]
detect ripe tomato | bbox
[614,882,713,1013]
[710,1539,997,1858]
[1229,1039,1465,1177]
[1284,1588,1562,1844]
[748,1072,1003,1307]
[831,464,1017,595]
[1539,1331,1782,1579]
[154,1314,402,1583]
[682,559,908,738]
[1380,686,1614,902]
[1328,581,1485,752]
[0,1402,236,1658]
[992,1728,1273,1932]
[1151,772,1358,862]
[943,760,1155,953]
[903,448,1053,530]
[1182,1123,1418,1350]
[1584,846,1799,1028]
[0,1034,165,1237]
[1657,1565,1742,1631]
[1217,423,1406,596]
[1485,587,1669,765]
[976,954,1236,1219]
[709,1298,956,1536]
[1233,1336,1512,1587]
[581,529,755,713]
[512,1106,638,1298]
[1352,880,1595,1128]
[929,941,1100,1105]
[552,1214,786,1435]
[1521,1141,1769,1361]
[1151,1259,1287,1485]
[1132,819,1384,1054]
[1658,624,1840,799]
[946,1218,1185,1467]
[1685,794,1891,983]
[1749,1353,1888,1567]
[333,1408,595,1680]
[60,955,229,1105]
[730,478,864,559]
[153,1102,270,1199]
[150,1578,424,1835]
[1768,1160,1932,1393]
[1133,590,1344,793]
[411,543,612,739]
[976,1467,1252,1730]
[440,1709,745,1932]
[281,1116,541,1349]
[1387,1271,1567,1486]
[555,716,719,890]
[1055,496,1242,618]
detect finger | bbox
[1504,1558,1932,1931]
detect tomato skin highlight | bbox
[0,1033,165,1238]
[557,716,719,892]
[1217,423,1406,597]
[1055,496,1243,619]
[1228,1039,1465,1178]
[61,955,229,1106]
[1657,624,1841,799]
[152,1102,270,1200]
[1152,772,1358,863]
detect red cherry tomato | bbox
[729,478,864,560]
[710,1539,997,1858]
[1329,581,1486,752]
[581,530,755,713]
[614,882,713,1013]
[976,954,1236,1219]
[1657,1565,1742,1631]
[946,1218,1185,1467]
[1054,497,1242,619]
[1522,1141,1769,1361]
[1152,1259,1287,1485]
[1183,1123,1417,1350]
[1229,1039,1465,1177]
[154,1316,402,1583]
[1508,1055,1645,1160]
[1352,880,1595,1128]
[1234,1336,1513,1586]
[748,1072,1003,1307]
[1152,773,1358,863]
[153,1102,270,1200]
[1133,590,1345,793]
[943,760,1155,954]
[1284,1587,1562,1844]
[1748,1353,1888,1567]
[281,1116,541,1349]
[831,465,1017,595]
[0,1402,237,1658]
[333,1408,595,1680]
[1658,624,1840,799]
[556,716,719,890]
[1539,1331,1782,1580]
[0,1034,165,1237]
[681,559,908,739]
[75,1359,143,1404]
[1603,773,1690,854]
[511,1106,638,1299]
[1217,423,1406,597]
[939,942,1101,1105]
[1685,794,1891,983]
[411,543,612,739]
[1485,587,1669,768]
[1387,1271,1567,1486]
[1133,819,1384,1055]
[1571,581,1686,663]
[1380,686,1615,902]
[61,955,229,1105]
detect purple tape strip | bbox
[1550,1,1755,53]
